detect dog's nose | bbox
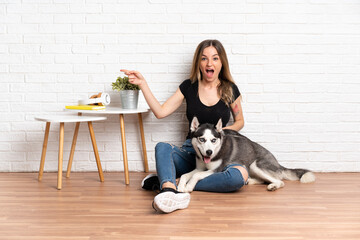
[206,150,212,156]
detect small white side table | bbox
[35,115,107,190]
[65,107,149,185]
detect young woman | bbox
[121,39,248,213]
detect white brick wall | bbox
[1,0,359,173]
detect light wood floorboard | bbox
[0,172,359,240]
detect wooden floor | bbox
[0,172,359,240]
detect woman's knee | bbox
[232,165,249,182]
[226,168,246,192]
[155,142,173,153]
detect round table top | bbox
[35,115,107,123]
[64,107,149,115]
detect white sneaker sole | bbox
[153,191,191,213]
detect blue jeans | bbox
[155,139,247,193]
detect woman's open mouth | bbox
[205,69,215,78]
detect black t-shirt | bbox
[179,79,241,139]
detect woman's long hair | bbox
[190,39,235,106]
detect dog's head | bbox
[190,117,223,164]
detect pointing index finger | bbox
[120,69,130,75]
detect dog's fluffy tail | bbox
[283,168,316,183]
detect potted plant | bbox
[112,76,140,109]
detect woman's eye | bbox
[201,57,207,61]
[213,57,219,61]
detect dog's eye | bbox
[198,138,206,143]
[211,138,217,143]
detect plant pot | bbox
[120,90,139,109]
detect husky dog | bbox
[178,117,315,193]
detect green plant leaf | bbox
[112,76,140,91]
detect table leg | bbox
[57,122,64,190]
[119,114,129,185]
[88,121,104,182]
[138,113,149,173]
[38,122,51,181]
[66,122,80,178]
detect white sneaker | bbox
[153,188,191,213]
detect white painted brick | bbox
[263,83,294,93]
[87,35,117,44]
[0,152,25,163]
[24,54,54,64]
[232,24,262,34]
[182,14,211,24]
[0,45,7,53]
[116,14,148,24]
[341,153,360,162]
[70,4,102,14]
[324,143,359,152]
[6,4,38,14]
[70,83,105,93]
[88,54,119,64]
[10,64,41,73]
[247,55,279,64]
[9,44,40,54]
[39,24,71,34]
[26,73,56,83]
[149,14,181,24]
[55,54,86,64]
[0,65,8,73]
[73,64,104,74]
[10,83,40,93]
[54,14,84,24]
[168,64,191,74]
[22,14,53,24]
[101,24,132,34]
[56,35,85,44]
[199,24,231,34]
[0,14,21,24]
[0,104,9,112]
[0,143,11,151]
[7,24,38,34]
[25,93,56,102]
[41,44,72,54]
[72,44,104,54]
[0,132,25,142]
[0,54,21,64]
[263,103,293,113]
[102,4,133,14]
[167,24,198,34]
[41,64,73,73]
[38,4,69,14]
[72,24,102,34]
[57,74,88,83]
[232,45,263,55]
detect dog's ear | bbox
[190,117,200,132]
[215,118,223,132]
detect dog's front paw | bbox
[177,177,187,192]
[183,181,196,193]
[184,184,195,193]
[177,184,186,193]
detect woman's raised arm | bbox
[121,69,184,119]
